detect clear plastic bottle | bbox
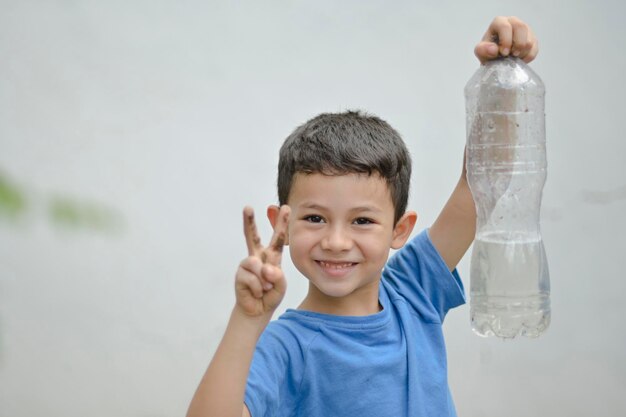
[464,57,550,339]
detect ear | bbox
[267,204,289,245]
[390,211,418,249]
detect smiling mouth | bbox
[317,261,356,269]
[315,261,358,278]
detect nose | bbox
[320,225,353,252]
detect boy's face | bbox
[271,172,416,315]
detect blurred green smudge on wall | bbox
[48,196,123,232]
[0,171,124,233]
[0,174,27,220]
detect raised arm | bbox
[429,151,476,271]
[429,16,538,271]
[187,205,290,417]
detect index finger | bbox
[483,16,513,56]
[264,205,290,266]
[243,206,263,257]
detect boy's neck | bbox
[297,280,382,316]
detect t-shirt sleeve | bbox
[244,322,302,417]
[382,228,466,323]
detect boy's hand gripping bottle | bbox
[465,57,550,339]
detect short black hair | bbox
[277,110,412,224]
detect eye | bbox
[354,217,374,225]
[304,215,324,223]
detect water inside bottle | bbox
[470,234,551,339]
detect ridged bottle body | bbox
[465,57,550,339]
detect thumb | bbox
[474,41,499,64]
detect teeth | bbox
[319,261,354,269]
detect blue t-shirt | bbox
[244,229,466,417]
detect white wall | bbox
[1,1,624,416]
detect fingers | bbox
[238,257,285,300]
[510,19,528,56]
[484,16,513,57]
[241,204,289,297]
[518,29,538,63]
[474,41,499,64]
[243,206,263,257]
[238,256,266,298]
[262,263,286,294]
[477,16,538,64]
[509,17,537,61]
[237,206,290,315]
[264,205,290,266]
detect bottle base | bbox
[470,297,550,339]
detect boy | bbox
[188,16,539,417]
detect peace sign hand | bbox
[235,205,290,318]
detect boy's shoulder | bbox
[383,228,466,324]
[259,309,322,351]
